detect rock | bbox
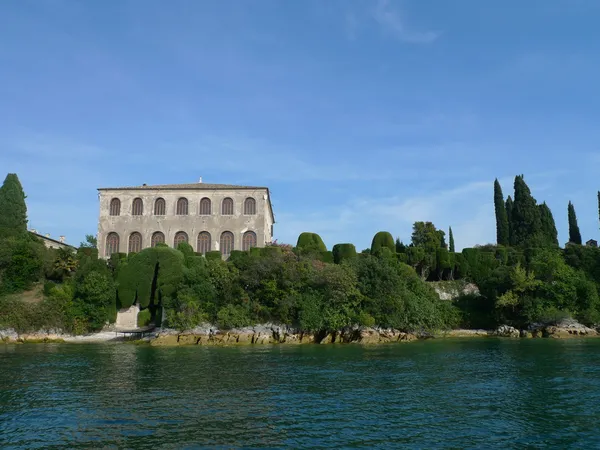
[178,334,199,345]
[357,328,381,344]
[150,334,179,346]
[0,329,19,342]
[444,329,490,337]
[494,325,521,338]
[545,321,598,338]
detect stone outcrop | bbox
[432,281,480,301]
[493,325,520,338]
[540,319,598,338]
[149,324,418,346]
[441,329,490,337]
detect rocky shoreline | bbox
[2,319,598,345]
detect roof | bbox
[30,232,77,250]
[97,183,268,191]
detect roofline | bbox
[97,186,276,224]
[97,186,269,191]
[29,231,77,250]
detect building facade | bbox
[97,182,274,259]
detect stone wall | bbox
[97,185,274,258]
[115,304,140,329]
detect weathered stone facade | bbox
[97,182,274,258]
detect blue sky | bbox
[1,0,599,250]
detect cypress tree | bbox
[538,202,558,247]
[568,201,582,245]
[511,175,542,247]
[0,173,28,238]
[598,191,600,231]
[449,227,455,252]
[494,179,509,245]
[505,195,514,245]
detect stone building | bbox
[97,181,275,259]
[29,230,76,251]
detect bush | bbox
[332,243,357,264]
[296,232,327,252]
[217,304,252,329]
[205,251,222,261]
[370,231,395,254]
[137,309,152,327]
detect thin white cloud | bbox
[372,0,441,44]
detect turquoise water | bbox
[1,339,600,449]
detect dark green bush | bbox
[137,309,152,327]
[296,232,327,252]
[205,251,222,261]
[332,243,357,264]
[370,231,395,254]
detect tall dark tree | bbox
[505,195,514,245]
[568,201,582,245]
[511,175,542,247]
[538,202,558,247]
[395,238,406,253]
[494,179,510,246]
[0,173,28,238]
[448,227,455,252]
[598,191,600,231]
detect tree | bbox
[0,173,28,238]
[411,222,443,250]
[511,175,542,247]
[568,201,582,245]
[370,231,395,254]
[538,202,558,247]
[597,191,600,231]
[395,238,407,253]
[80,235,97,248]
[506,195,514,245]
[494,179,510,245]
[449,227,455,252]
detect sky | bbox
[1,0,600,251]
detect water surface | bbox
[1,339,600,449]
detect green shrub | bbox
[137,309,152,327]
[205,251,222,261]
[370,231,395,254]
[332,243,357,264]
[217,304,252,329]
[320,251,334,264]
[296,232,327,252]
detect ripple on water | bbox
[1,339,600,449]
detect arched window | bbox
[222,197,234,215]
[132,198,143,216]
[154,198,166,215]
[244,197,256,215]
[151,231,165,247]
[174,231,188,247]
[199,197,211,215]
[242,231,257,251]
[109,198,121,216]
[128,232,142,253]
[197,232,211,254]
[106,232,120,256]
[176,197,188,215]
[220,231,234,257]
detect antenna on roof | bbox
[198,177,203,183]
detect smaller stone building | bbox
[97,181,275,259]
[29,231,76,251]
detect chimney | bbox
[45,233,50,238]
[30,229,37,234]
[59,236,65,243]
[198,177,203,183]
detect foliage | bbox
[296,232,327,253]
[332,243,357,264]
[448,227,455,253]
[568,201,582,245]
[137,308,152,327]
[0,173,28,238]
[511,175,542,248]
[494,179,510,246]
[0,234,46,294]
[538,202,558,247]
[505,195,514,245]
[371,231,395,254]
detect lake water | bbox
[1,339,600,449]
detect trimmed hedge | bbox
[332,243,357,264]
[205,251,222,261]
[296,232,327,252]
[371,231,395,254]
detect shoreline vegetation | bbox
[2,173,600,347]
